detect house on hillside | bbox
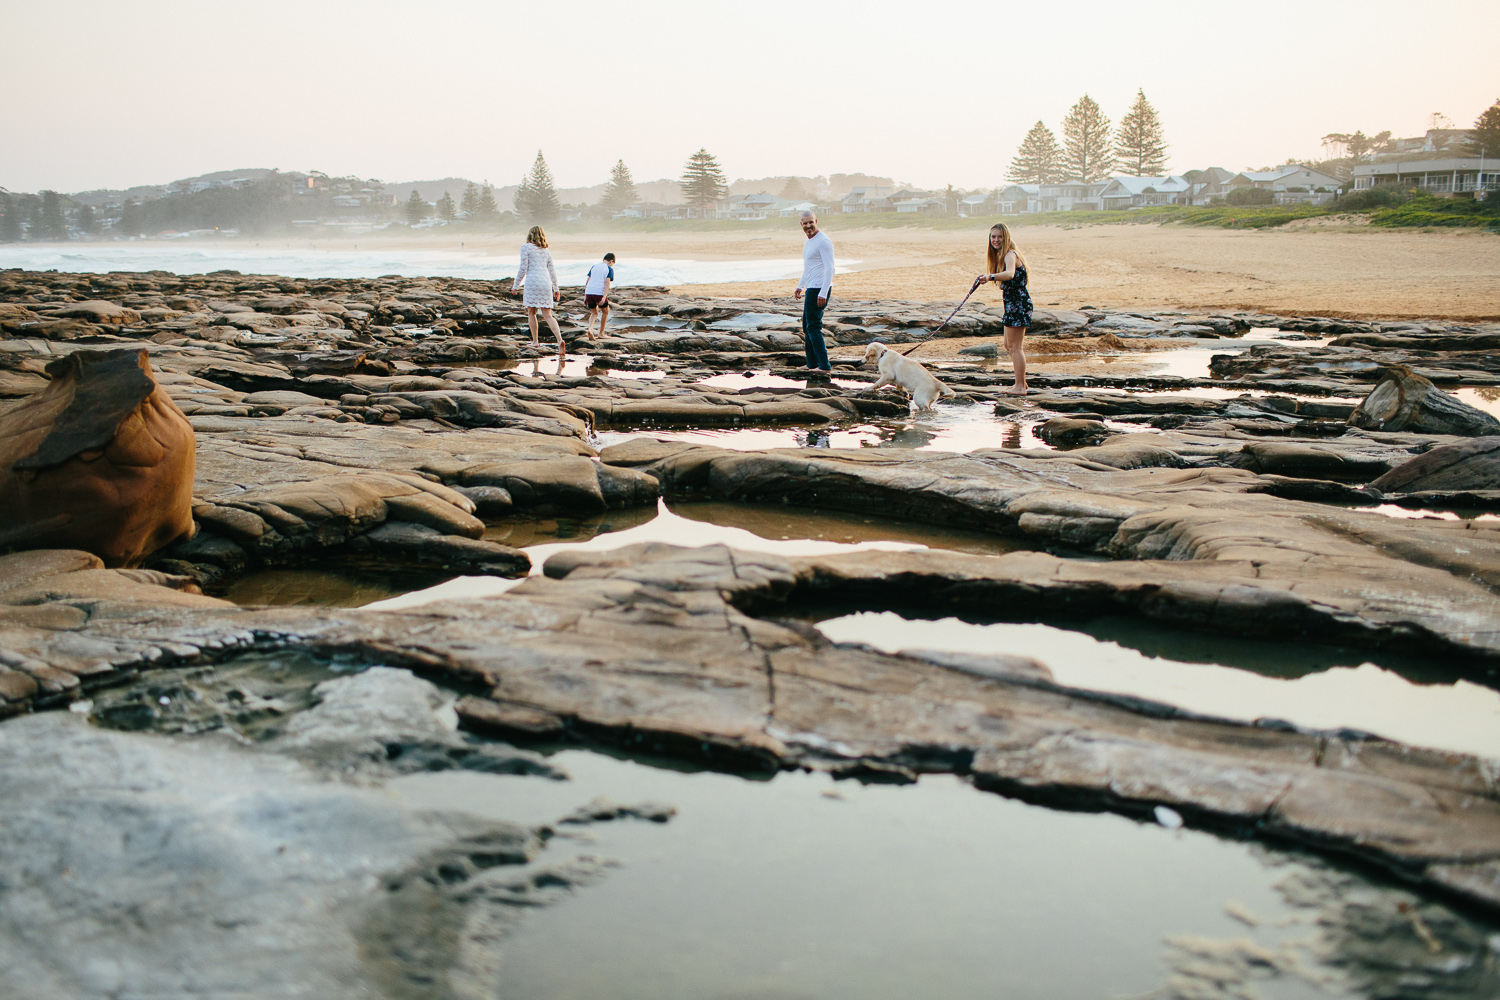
[840,187,893,212]
[1352,158,1497,197]
[1038,179,1106,212]
[1097,175,1192,210]
[1225,165,1344,204]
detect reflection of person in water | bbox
[884,425,936,449]
[800,428,832,449]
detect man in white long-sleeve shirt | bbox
[794,211,834,372]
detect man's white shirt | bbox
[797,232,835,296]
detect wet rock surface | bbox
[4,268,1500,986]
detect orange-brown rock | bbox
[0,349,195,566]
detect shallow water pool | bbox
[390,748,1500,1000]
[362,498,1034,611]
[813,610,1500,759]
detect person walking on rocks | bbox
[794,211,835,372]
[582,252,615,342]
[977,222,1031,395]
[515,226,565,356]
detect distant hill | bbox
[68,168,279,206]
[49,166,902,211]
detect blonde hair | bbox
[526,226,548,248]
[985,223,1026,275]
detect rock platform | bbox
[3,266,1500,957]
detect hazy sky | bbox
[4,0,1498,195]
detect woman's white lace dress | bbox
[515,243,557,307]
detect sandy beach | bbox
[393,222,1498,320]
[16,220,1497,321]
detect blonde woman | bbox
[515,225,564,355]
[977,222,1031,395]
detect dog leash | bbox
[897,276,985,356]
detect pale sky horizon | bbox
[4,0,1497,197]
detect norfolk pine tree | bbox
[38,191,66,240]
[1114,89,1169,176]
[1467,98,1500,158]
[404,190,427,225]
[680,148,728,215]
[780,177,811,202]
[1008,121,1065,184]
[601,160,638,214]
[118,198,142,236]
[477,184,500,223]
[516,151,561,225]
[0,196,19,243]
[437,191,457,221]
[75,204,97,233]
[1062,96,1113,182]
[460,182,480,218]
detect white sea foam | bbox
[0,245,854,287]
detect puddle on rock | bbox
[222,567,446,607]
[391,748,1500,1000]
[1352,504,1500,523]
[366,498,1036,611]
[813,611,1500,759]
[1457,386,1500,420]
[695,370,868,391]
[471,354,666,381]
[598,403,1051,453]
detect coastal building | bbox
[894,197,945,214]
[620,202,691,220]
[1038,179,1106,212]
[1225,165,1344,204]
[1351,158,1497,198]
[958,193,991,216]
[1183,167,1235,206]
[1097,175,1193,210]
[840,187,893,213]
[720,193,797,220]
[996,184,1040,214]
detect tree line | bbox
[1008,90,1169,185]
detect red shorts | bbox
[585,294,609,309]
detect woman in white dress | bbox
[515,225,564,355]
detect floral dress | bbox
[515,243,557,308]
[1001,261,1033,330]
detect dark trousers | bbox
[801,288,830,370]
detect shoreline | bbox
[6,222,1498,321]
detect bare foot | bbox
[1002,386,1028,396]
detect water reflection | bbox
[390,750,1500,1000]
[365,498,1030,611]
[223,568,435,607]
[812,610,1500,758]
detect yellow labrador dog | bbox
[862,341,956,411]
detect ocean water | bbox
[0,244,840,287]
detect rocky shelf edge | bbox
[1,541,1498,918]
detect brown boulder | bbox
[1348,365,1500,436]
[0,349,195,566]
